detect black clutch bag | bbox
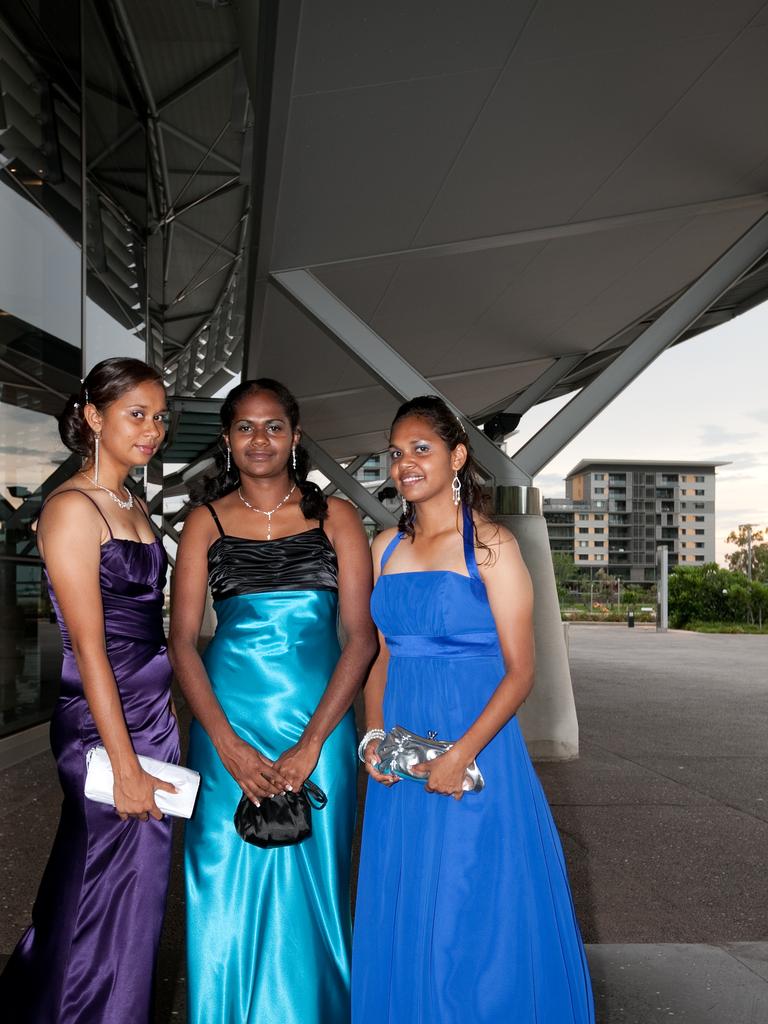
[233,780,327,848]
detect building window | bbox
[695,529,704,535]
[594,527,605,534]
[695,475,705,482]
[695,542,704,548]
[695,503,705,509]
[594,554,605,561]
[594,514,605,521]
[594,541,605,547]
[695,555,705,561]
[578,527,589,534]
[695,515,705,522]
[578,541,589,548]
[594,473,605,480]
[595,487,605,495]
[578,554,589,561]
[578,514,589,521]
[694,489,704,496]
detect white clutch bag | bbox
[84,745,201,819]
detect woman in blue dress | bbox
[353,396,594,1024]
[169,379,376,1024]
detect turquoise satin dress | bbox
[185,507,357,1024]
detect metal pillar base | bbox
[493,486,579,761]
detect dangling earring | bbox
[226,446,231,473]
[94,433,101,484]
[452,471,461,507]
[401,495,407,516]
[291,445,297,471]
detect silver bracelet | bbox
[357,729,386,763]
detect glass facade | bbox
[0,2,252,738]
[0,2,155,737]
[1,4,82,736]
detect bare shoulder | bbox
[181,502,217,536]
[37,486,106,555]
[39,485,102,532]
[371,526,398,557]
[325,495,360,523]
[472,514,518,549]
[325,496,366,538]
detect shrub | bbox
[669,564,768,627]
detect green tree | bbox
[669,563,768,628]
[550,551,581,603]
[725,525,768,582]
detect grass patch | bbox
[683,620,768,634]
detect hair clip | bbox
[73,401,80,409]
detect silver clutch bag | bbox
[375,725,485,793]
[84,745,201,819]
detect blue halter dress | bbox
[184,508,358,1024]
[352,505,594,1023]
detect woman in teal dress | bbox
[170,379,376,1024]
[353,396,594,1023]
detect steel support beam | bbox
[158,50,240,113]
[273,270,531,486]
[161,123,241,174]
[287,192,768,272]
[174,221,238,260]
[473,354,585,422]
[301,435,397,528]
[513,210,768,477]
[237,0,303,369]
[323,453,370,495]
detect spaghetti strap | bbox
[41,489,115,540]
[462,504,481,580]
[379,530,404,573]
[205,502,226,538]
[135,498,155,528]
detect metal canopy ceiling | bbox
[5,2,768,470]
[237,0,768,459]
[93,0,252,389]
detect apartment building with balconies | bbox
[544,460,726,581]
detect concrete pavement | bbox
[2,624,767,1022]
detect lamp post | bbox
[739,523,754,582]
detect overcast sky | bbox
[508,300,768,565]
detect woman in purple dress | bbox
[0,358,180,1024]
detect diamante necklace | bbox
[79,471,134,511]
[237,483,297,540]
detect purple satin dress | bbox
[0,492,179,1024]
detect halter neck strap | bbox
[462,504,481,580]
[378,530,404,572]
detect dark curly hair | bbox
[193,378,328,522]
[58,357,163,458]
[391,395,493,555]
